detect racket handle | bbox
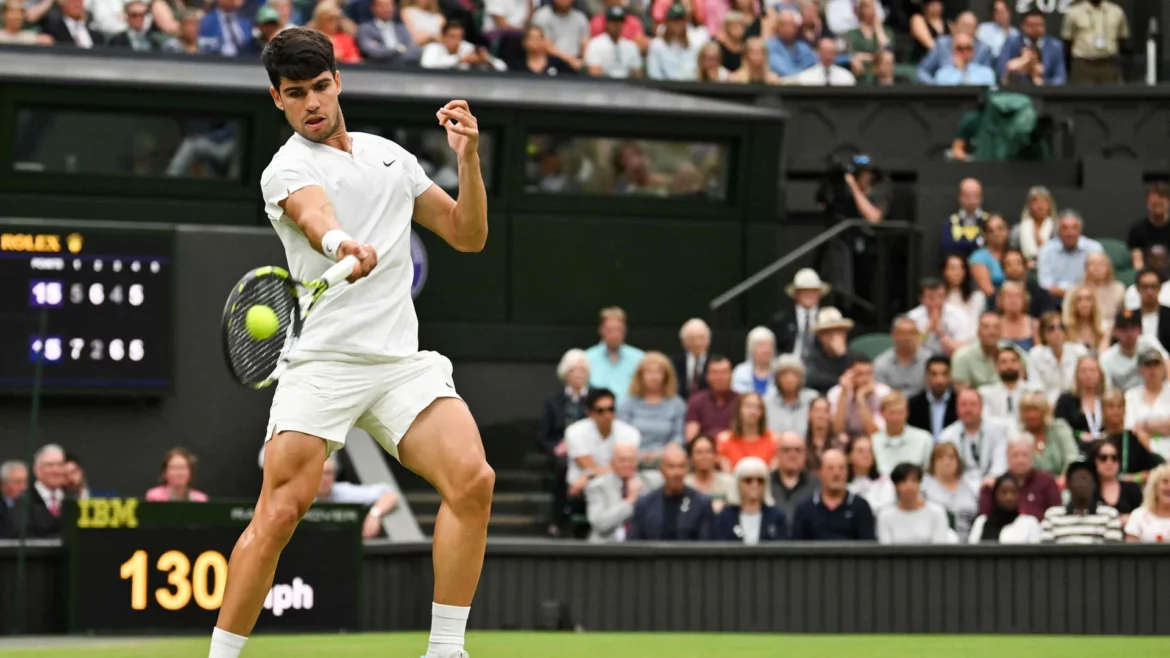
[323,255,359,288]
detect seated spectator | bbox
[1041,460,1122,544]
[162,9,204,54]
[716,392,776,471]
[714,456,787,543]
[804,396,845,471]
[0,460,29,537]
[647,4,702,80]
[1038,211,1104,302]
[514,26,576,75]
[770,430,820,531]
[629,444,714,540]
[996,282,1039,352]
[969,473,1042,543]
[673,318,711,401]
[620,351,687,465]
[918,12,994,84]
[732,326,776,396]
[908,356,958,441]
[1064,285,1109,355]
[1102,310,1168,391]
[310,1,361,63]
[585,442,663,542]
[62,454,115,500]
[979,345,1041,424]
[1075,252,1127,338]
[1100,388,1164,480]
[978,433,1061,519]
[567,388,642,496]
[531,0,588,69]
[589,0,648,50]
[1019,391,1079,481]
[909,277,973,359]
[1124,464,1170,542]
[1060,0,1128,85]
[713,10,746,73]
[922,442,979,540]
[976,0,1015,59]
[145,448,209,502]
[878,463,952,544]
[684,434,735,513]
[1054,355,1106,443]
[315,455,398,539]
[846,435,894,512]
[1128,183,1170,271]
[483,0,532,37]
[824,0,883,37]
[727,0,761,40]
[792,449,877,540]
[1124,248,1170,311]
[942,389,1010,489]
[1129,269,1170,350]
[997,9,1066,87]
[422,22,505,69]
[400,0,443,47]
[1012,186,1056,268]
[249,5,287,52]
[700,40,734,82]
[804,307,855,394]
[41,0,106,47]
[764,10,814,77]
[6,445,65,538]
[764,354,818,436]
[828,353,889,438]
[357,0,421,64]
[942,178,988,261]
[585,307,646,406]
[685,355,738,440]
[907,0,946,63]
[865,48,901,85]
[729,35,781,83]
[1126,350,1170,460]
[968,214,1010,298]
[879,316,931,398]
[109,0,158,51]
[1030,313,1086,402]
[1091,439,1144,525]
[1001,43,1046,87]
[266,0,297,28]
[871,391,934,476]
[772,267,829,359]
[842,0,889,82]
[1,2,50,45]
[795,0,823,45]
[197,0,250,56]
[951,312,1006,391]
[540,348,591,535]
[942,254,987,334]
[1000,248,1058,319]
[783,36,856,85]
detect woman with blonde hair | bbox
[697,41,732,81]
[732,326,776,396]
[1054,355,1106,443]
[620,351,687,463]
[1065,252,1125,334]
[1018,391,1079,481]
[730,37,781,84]
[311,1,361,63]
[1012,186,1056,267]
[1064,284,1109,354]
[1124,464,1170,541]
[996,281,1038,351]
[1029,312,1087,401]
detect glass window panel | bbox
[524,135,730,200]
[12,107,245,181]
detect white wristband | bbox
[321,230,353,262]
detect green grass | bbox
[4,632,1169,658]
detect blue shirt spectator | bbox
[199,1,252,57]
[791,490,877,540]
[916,35,994,84]
[1037,235,1104,295]
[766,10,816,76]
[976,22,1017,59]
[997,9,1067,86]
[934,62,997,87]
[969,248,1006,289]
[584,307,645,406]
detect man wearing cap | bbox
[803,307,855,394]
[248,4,286,53]
[772,268,828,360]
[907,277,973,357]
[589,0,648,51]
[108,0,157,51]
[584,4,644,77]
[1101,310,1169,391]
[584,442,663,543]
[1040,461,1122,544]
[1126,349,1170,462]
[714,457,788,543]
[357,0,420,64]
[874,315,932,397]
[672,318,711,401]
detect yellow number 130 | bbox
[119,549,228,611]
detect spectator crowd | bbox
[0,0,1140,86]
[538,180,1170,545]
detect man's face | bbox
[1067,469,1095,502]
[1103,398,1125,428]
[952,35,975,66]
[926,362,951,396]
[600,318,626,350]
[954,12,976,36]
[217,0,239,11]
[706,360,731,392]
[1149,247,1170,275]
[126,1,147,29]
[1007,442,1033,477]
[978,314,1002,348]
[856,0,874,22]
[2,4,22,32]
[775,13,796,41]
[852,363,874,389]
[1003,252,1026,280]
[1116,323,1141,348]
[1,464,28,500]
[35,450,65,490]
[660,449,688,491]
[1138,273,1162,307]
[591,395,616,434]
[1022,14,1045,40]
[817,39,836,66]
[553,0,573,10]
[605,16,623,38]
[958,180,982,212]
[777,434,805,472]
[61,0,84,20]
[372,0,394,21]
[318,460,336,498]
[1057,216,1082,249]
[442,25,465,50]
[1148,191,1169,219]
[882,401,908,430]
[180,13,200,39]
[820,452,847,492]
[921,285,945,311]
[957,390,982,425]
[895,472,920,504]
[611,446,638,480]
[271,71,344,144]
[997,350,1022,382]
[794,288,820,309]
[63,461,84,490]
[683,326,710,355]
[523,27,546,54]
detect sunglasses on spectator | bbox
[592,406,615,414]
[1139,282,1161,289]
[1096,453,1118,463]
[741,477,765,485]
[779,446,804,453]
[1045,323,1063,331]
[955,44,973,51]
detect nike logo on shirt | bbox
[383,160,397,167]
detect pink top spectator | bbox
[145,486,209,502]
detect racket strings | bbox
[225,277,298,386]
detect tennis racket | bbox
[221,255,358,389]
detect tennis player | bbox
[208,27,492,658]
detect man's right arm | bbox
[278,185,376,281]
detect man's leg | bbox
[209,432,326,658]
[396,398,494,658]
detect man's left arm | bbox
[412,100,488,253]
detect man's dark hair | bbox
[262,27,337,90]
[441,21,464,36]
[919,276,945,294]
[926,355,951,372]
[1147,182,1169,199]
[848,352,873,367]
[890,462,923,485]
[1137,267,1165,285]
[687,434,715,458]
[996,344,1021,361]
[585,388,615,411]
[64,452,81,467]
[707,354,732,368]
[1022,8,1046,21]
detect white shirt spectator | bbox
[946,289,988,333]
[1124,507,1170,542]
[823,0,885,37]
[848,475,895,514]
[968,513,1042,543]
[1028,342,1088,402]
[877,501,953,544]
[784,63,857,86]
[870,426,935,476]
[647,36,702,80]
[1123,281,1170,310]
[975,21,1017,58]
[420,41,507,70]
[585,33,643,78]
[531,4,590,59]
[1124,385,1170,461]
[483,0,535,31]
[907,303,975,356]
[63,14,94,48]
[1100,336,1169,391]
[940,417,1011,485]
[87,0,132,35]
[565,417,641,484]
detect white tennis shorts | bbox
[264,351,462,459]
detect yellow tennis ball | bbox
[245,305,280,340]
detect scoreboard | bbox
[0,221,173,393]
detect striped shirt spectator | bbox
[1040,460,1123,544]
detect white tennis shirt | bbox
[260,131,434,362]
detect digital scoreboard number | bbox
[0,221,174,393]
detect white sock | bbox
[425,602,470,658]
[209,627,248,658]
